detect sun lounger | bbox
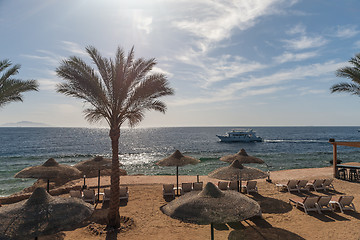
[297,180,310,192]
[276,180,299,193]
[83,189,96,204]
[316,196,333,212]
[218,181,229,190]
[241,181,258,194]
[289,196,321,214]
[228,181,238,191]
[69,190,83,199]
[306,179,325,192]
[163,184,175,199]
[330,196,356,213]
[103,189,111,203]
[181,183,193,195]
[193,182,203,191]
[322,179,335,191]
[119,186,129,201]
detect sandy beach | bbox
[2,164,360,240]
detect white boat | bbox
[216,129,263,142]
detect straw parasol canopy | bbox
[156,150,200,196]
[75,156,112,176]
[14,158,82,192]
[208,159,268,181]
[0,187,94,240]
[161,182,261,240]
[156,150,200,167]
[220,149,265,164]
[74,156,126,178]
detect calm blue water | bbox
[1,126,360,196]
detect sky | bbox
[1,0,360,128]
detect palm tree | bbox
[0,59,39,108]
[331,53,360,95]
[56,45,174,228]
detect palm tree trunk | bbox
[107,127,121,228]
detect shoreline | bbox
[0,164,336,204]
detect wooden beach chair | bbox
[163,184,175,199]
[322,179,335,191]
[181,183,193,195]
[119,186,129,201]
[330,196,356,213]
[297,180,310,192]
[69,190,83,199]
[276,180,299,193]
[241,181,258,194]
[228,181,238,191]
[289,196,321,214]
[316,196,333,213]
[218,181,229,190]
[83,189,96,204]
[306,179,325,192]
[193,182,203,191]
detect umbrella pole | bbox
[239,172,242,193]
[47,179,50,193]
[210,223,214,240]
[97,169,101,203]
[176,166,179,196]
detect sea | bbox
[1,126,360,197]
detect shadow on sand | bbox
[228,226,305,240]
[248,193,292,214]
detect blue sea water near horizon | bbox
[1,126,360,197]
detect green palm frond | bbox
[0,59,39,108]
[56,45,174,128]
[331,53,360,96]
[331,82,360,95]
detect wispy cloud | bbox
[151,66,174,78]
[283,36,327,50]
[21,54,59,67]
[203,55,267,85]
[297,87,326,96]
[332,25,359,38]
[134,10,152,34]
[37,77,58,91]
[61,41,87,56]
[172,0,296,53]
[286,23,306,35]
[273,51,319,63]
[170,60,345,106]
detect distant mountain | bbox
[1,121,50,127]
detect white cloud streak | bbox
[283,36,327,50]
[134,11,153,34]
[170,60,345,106]
[172,0,295,53]
[273,51,319,64]
[333,25,359,38]
[61,41,87,56]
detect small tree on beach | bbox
[0,59,39,108]
[56,45,174,228]
[331,53,360,95]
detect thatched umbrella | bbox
[74,156,126,202]
[220,149,265,164]
[161,182,261,240]
[208,160,268,192]
[0,187,94,240]
[14,158,81,192]
[156,150,200,195]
